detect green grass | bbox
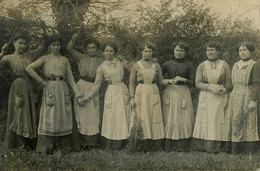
[1,110,260,170]
[1,143,260,170]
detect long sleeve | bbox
[223,62,232,92]
[25,56,46,83]
[65,59,81,98]
[0,56,9,69]
[186,62,195,86]
[88,65,104,98]
[67,34,82,62]
[196,63,209,90]
[129,63,137,97]
[250,63,260,101]
[161,62,169,78]
[156,63,164,83]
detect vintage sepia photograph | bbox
[0,0,260,170]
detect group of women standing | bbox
[1,30,260,154]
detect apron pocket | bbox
[199,91,207,110]
[15,95,24,108]
[182,99,188,109]
[164,95,170,106]
[153,85,160,105]
[33,93,39,105]
[123,94,130,105]
[45,94,55,106]
[65,93,71,105]
[135,86,141,106]
[93,95,99,106]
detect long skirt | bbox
[135,84,164,151]
[36,80,73,152]
[74,79,100,147]
[163,84,194,151]
[101,82,130,150]
[4,77,38,149]
[192,90,227,152]
[222,86,259,154]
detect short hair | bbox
[85,38,100,49]
[236,41,255,52]
[206,41,222,52]
[172,42,189,52]
[101,41,118,53]
[13,33,29,42]
[139,41,156,51]
[47,34,63,46]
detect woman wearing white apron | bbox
[192,41,232,153]
[223,42,260,154]
[85,42,131,150]
[162,42,195,151]
[26,35,82,153]
[129,42,165,151]
[67,32,103,149]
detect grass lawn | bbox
[1,144,260,170]
[0,108,260,170]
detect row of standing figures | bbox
[0,31,260,154]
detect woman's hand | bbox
[76,96,85,107]
[83,96,91,103]
[173,76,186,83]
[218,87,227,95]
[72,31,80,40]
[130,97,135,108]
[41,80,48,87]
[168,79,176,84]
[247,101,257,112]
[208,84,220,94]
[1,43,9,53]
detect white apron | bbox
[193,60,226,141]
[135,61,164,140]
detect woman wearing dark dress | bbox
[223,41,260,154]
[162,42,195,151]
[0,33,46,150]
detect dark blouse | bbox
[161,58,195,86]
[250,63,260,101]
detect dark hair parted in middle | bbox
[172,42,190,52]
[85,38,100,49]
[101,41,118,53]
[206,41,222,52]
[236,41,255,52]
[13,32,30,42]
[47,34,63,46]
[139,41,156,52]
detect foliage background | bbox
[0,0,260,169]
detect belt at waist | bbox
[107,80,122,84]
[80,76,95,83]
[45,76,64,81]
[202,81,224,85]
[138,80,156,84]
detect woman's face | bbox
[206,47,219,60]
[13,38,28,54]
[86,43,97,56]
[49,41,61,55]
[174,45,185,59]
[239,45,251,60]
[103,45,114,60]
[141,46,153,60]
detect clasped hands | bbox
[207,84,227,95]
[76,95,91,107]
[168,76,187,84]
